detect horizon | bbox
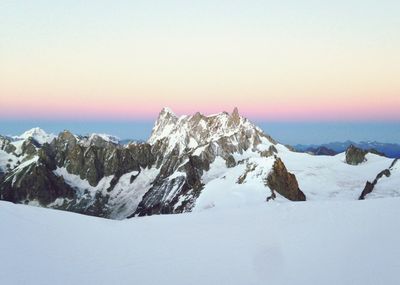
[1,117,399,145]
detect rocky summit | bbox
[0,108,398,219]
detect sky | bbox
[1,1,399,142]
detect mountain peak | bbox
[19,127,46,137]
[232,107,239,117]
[148,108,273,155]
[17,127,56,145]
[229,107,241,127]
[159,107,177,118]
[86,133,120,146]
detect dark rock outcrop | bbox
[0,161,75,206]
[345,145,368,165]
[134,154,207,216]
[260,145,278,158]
[50,132,155,186]
[359,159,398,199]
[265,158,306,201]
[0,136,16,154]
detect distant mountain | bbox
[303,146,337,156]
[294,141,400,158]
[14,127,56,145]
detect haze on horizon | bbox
[1,0,399,121]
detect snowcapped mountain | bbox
[149,107,273,154]
[0,108,398,219]
[79,133,120,147]
[15,127,56,145]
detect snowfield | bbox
[1,199,400,285]
[276,145,395,200]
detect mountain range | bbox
[294,141,400,158]
[0,107,399,219]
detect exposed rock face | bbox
[0,108,286,219]
[225,155,236,168]
[260,145,278,158]
[345,145,368,165]
[237,162,257,184]
[51,133,154,187]
[0,136,16,154]
[359,159,398,199]
[1,162,75,206]
[345,145,386,165]
[265,158,306,201]
[0,128,157,217]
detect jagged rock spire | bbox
[232,107,239,117]
[228,107,241,127]
[159,107,176,117]
[149,107,179,144]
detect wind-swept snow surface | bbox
[276,145,394,200]
[1,199,400,285]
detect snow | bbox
[10,156,39,179]
[10,140,24,155]
[365,161,400,199]
[87,133,120,144]
[0,150,18,172]
[193,143,397,211]
[53,167,114,196]
[148,108,268,155]
[194,153,276,211]
[108,167,160,219]
[52,167,161,219]
[168,171,186,180]
[1,198,400,285]
[276,144,394,200]
[192,144,208,156]
[256,136,274,151]
[188,137,198,149]
[160,106,176,116]
[1,155,39,185]
[15,127,56,145]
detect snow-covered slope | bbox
[80,133,120,146]
[364,159,400,199]
[1,199,399,285]
[276,145,394,200]
[193,152,279,211]
[15,127,56,145]
[190,143,396,211]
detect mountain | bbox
[14,127,57,145]
[303,146,337,156]
[294,141,400,158]
[0,109,398,219]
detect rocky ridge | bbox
[2,108,396,219]
[0,108,293,218]
[359,159,399,200]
